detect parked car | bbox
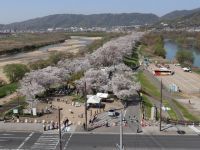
[108,109,116,117]
[182,67,191,72]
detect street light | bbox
[159,79,163,131]
[84,81,87,131]
[58,108,63,150]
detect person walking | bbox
[66,118,69,126]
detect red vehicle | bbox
[154,68,174,76]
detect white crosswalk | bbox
[189,125,200,134]
[31,133,59,150]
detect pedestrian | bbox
[52,121,55,129]
[83,123,86,130]
[55,122,58,129]
[66,118,69,126]
[63,119,67,127]
[43,124,46,131]
[105,120,109,127]
[189,100,191,104]
[89,119,92,124]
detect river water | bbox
[164,39,200,67]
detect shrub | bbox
[49,52,64,65]
[0,78,6,87]
[154,43,166,58]
[176,50,194,66]
[3,64,30,82]
[29,60,51,70]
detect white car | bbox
[108,109,116,117]
[182,67,191,72]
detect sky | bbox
[0,0,200,24]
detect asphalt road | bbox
[0,132,200,150]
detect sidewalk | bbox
[0,122,43,132]
[142,124,199,135]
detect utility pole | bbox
[120,111,123,150]
[58,108,63,150]
[159,79,163,131]
[116,111,124,150]
[84,82,87,131]
[17,92,20,106]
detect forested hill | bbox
[161,8,200,20]
[0,13,159,30]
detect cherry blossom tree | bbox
[19,66,70,99]
[57,57,91,73]
[111,73,141,101]
[19,32,144,102]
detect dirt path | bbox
[0,92,17,105]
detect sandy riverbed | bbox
[0,36,101,82]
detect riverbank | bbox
[0,32,69,56]
[164,39,200,68]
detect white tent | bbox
[86,95,93,99]
[96,93,109,99]
[87,95,102,104]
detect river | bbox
[164,39,200,67]
[0,36,100,67]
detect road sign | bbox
[13,109,18,114]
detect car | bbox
[108,109,116,117]
[175,63,181,66]
[182,67,191,72]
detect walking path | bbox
[125,101,141,132]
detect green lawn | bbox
[163,100,178,120]
[137,71,160,98]
[0,83,18,98]
[142,95,153,119]
[172,99,199,121]
[137,72,180,120]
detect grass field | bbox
[172,99,199,121]
[0,32,68,55]
[137,71,160,98]
[163,100,178,120]
[142,95,153,119]
[0,83,18,98]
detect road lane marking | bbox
[31,133,59,150]
[64,133,73,149]
[189,125,200,134]
[0,137,25,139]
[17,132,34,150]
[0,134,13,136]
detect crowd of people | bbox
[43,118,70,131]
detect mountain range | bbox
[0,7,200,30]
[0,13,159,30]
[161,8,200,20]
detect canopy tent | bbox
[86,95,93,99]
[87,95,102,104]
[96,93,109,99]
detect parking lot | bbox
[148,64,200,94]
